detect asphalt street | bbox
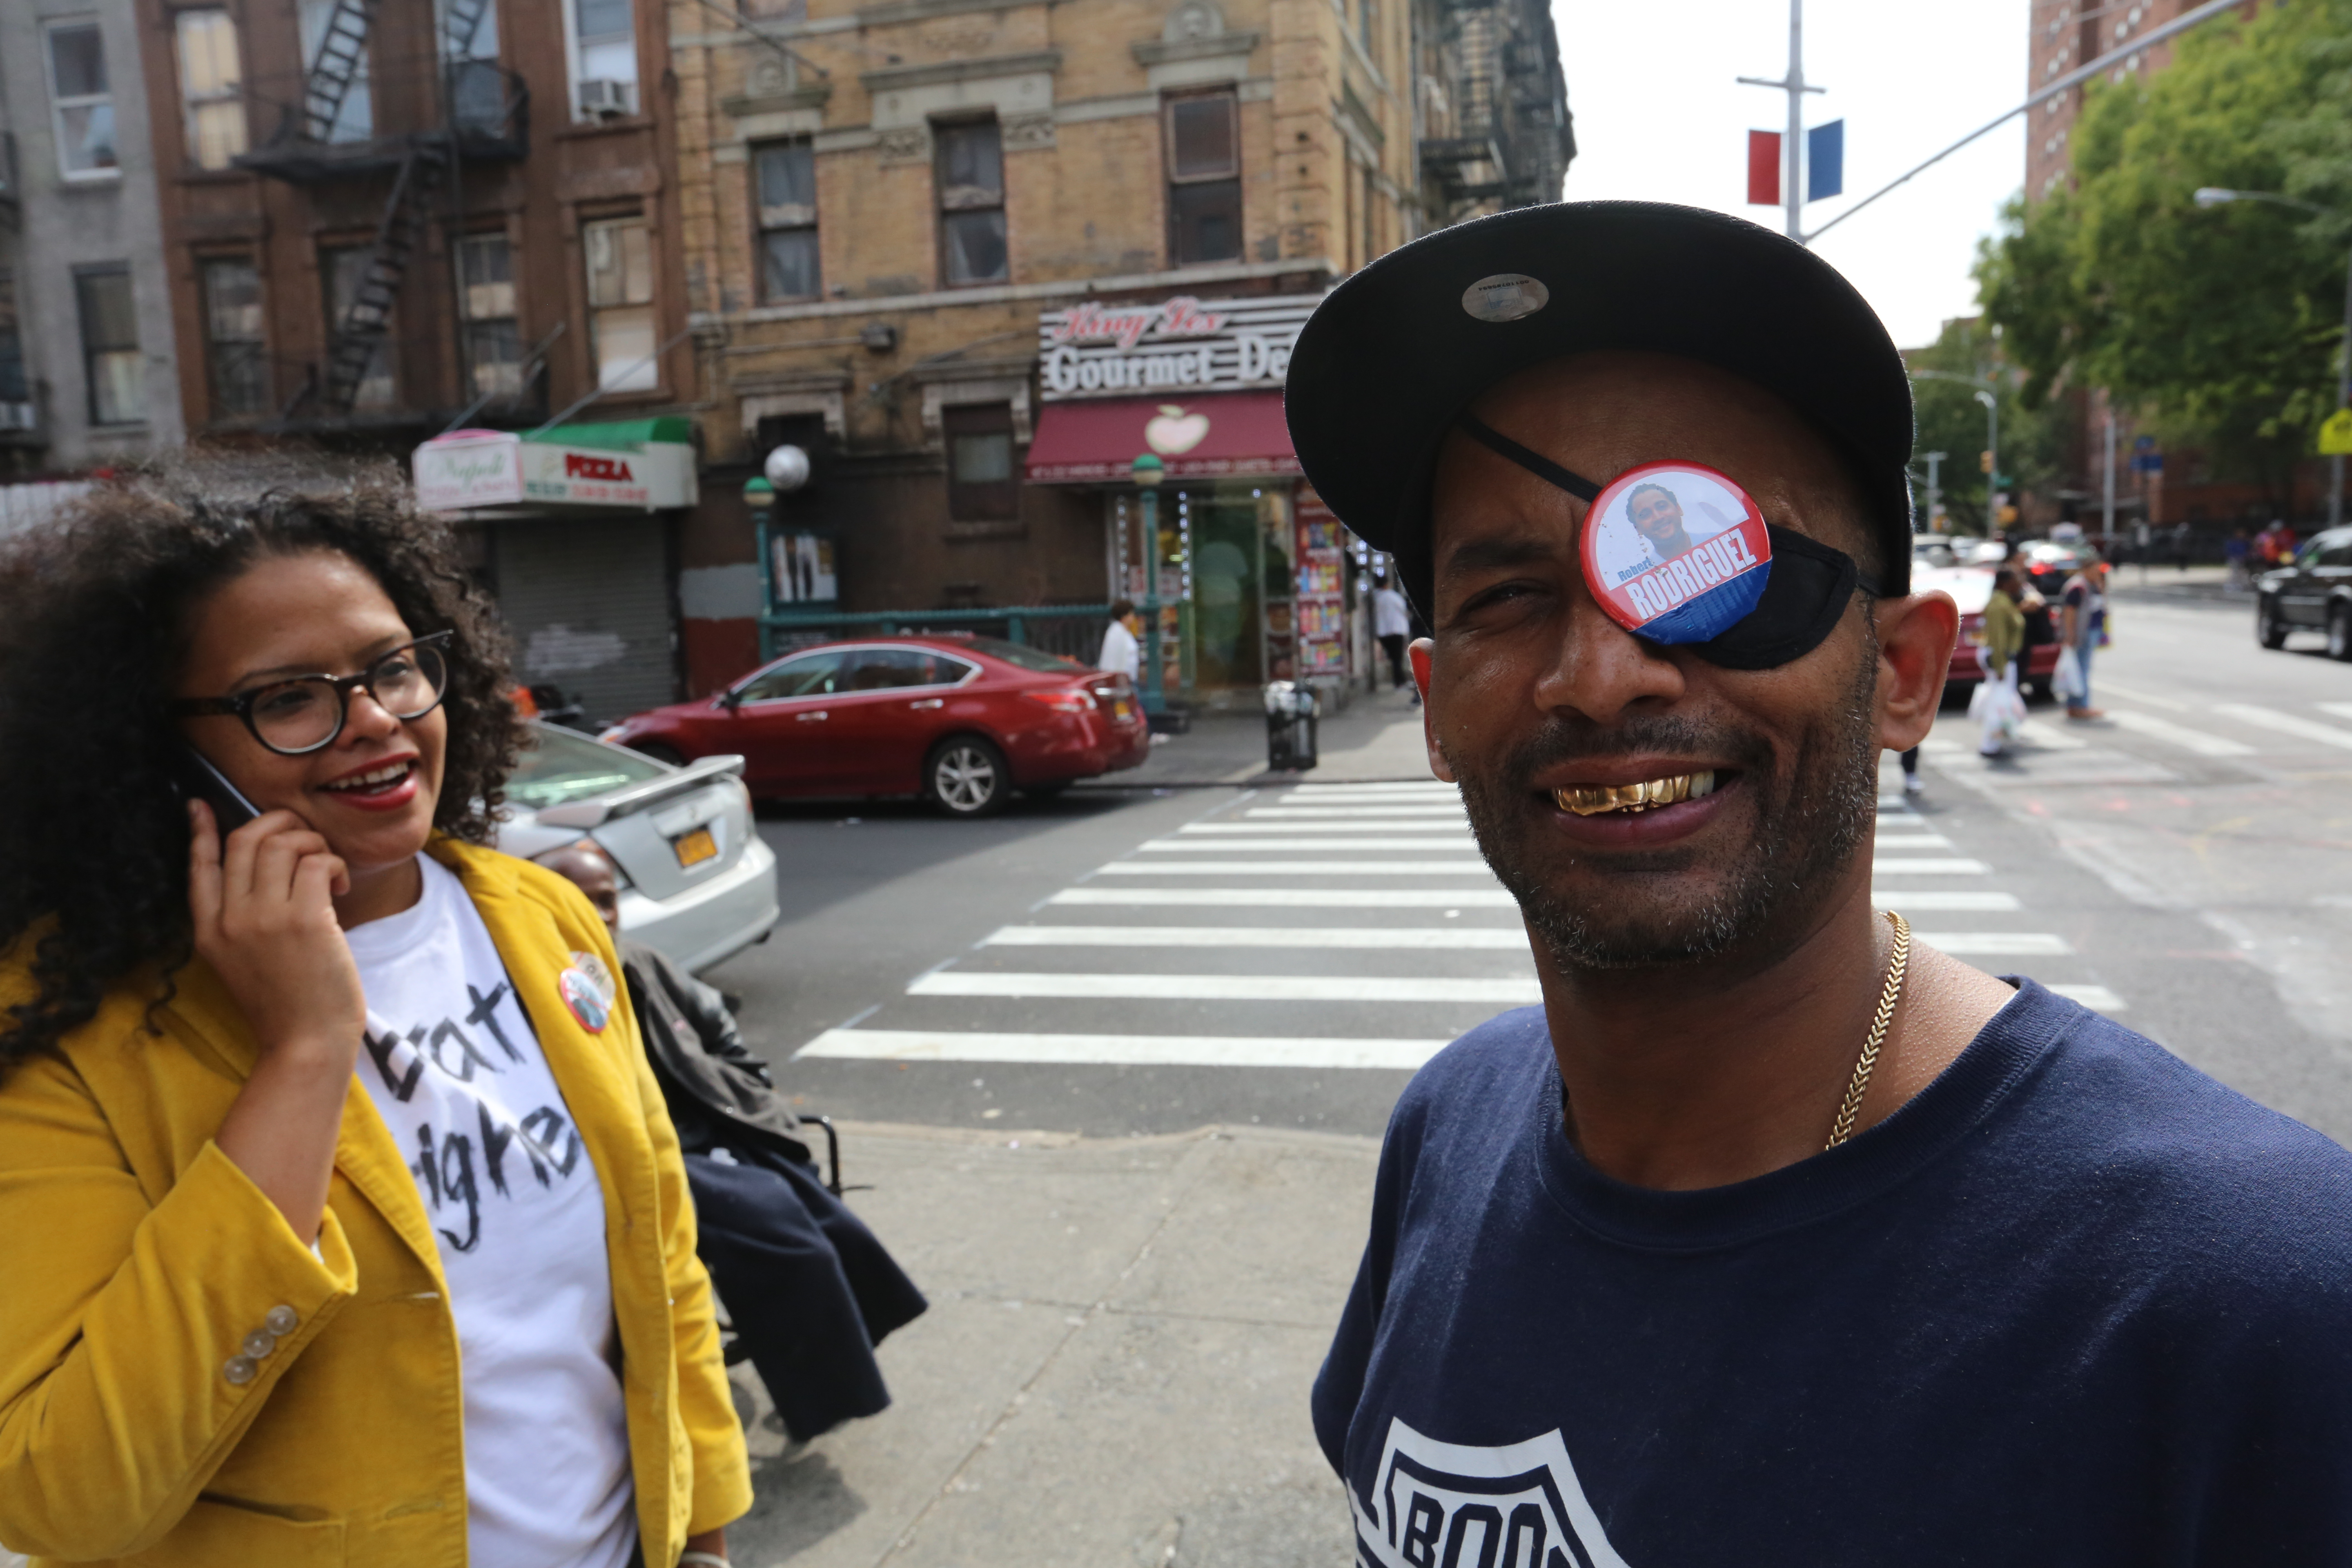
[705,573,2352,1148]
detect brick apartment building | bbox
[662,0,1570,699]
[133,0,709,720]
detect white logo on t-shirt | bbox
[1351,1418,1630,1568]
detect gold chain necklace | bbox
[1823,910,1912,1150]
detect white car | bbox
[497,722,779,972]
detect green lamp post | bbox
[745,474,777,662]
[1131,452,1167,716]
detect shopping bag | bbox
[2053,646,2085,704]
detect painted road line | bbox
[2047,984,2127,1013]
[1051,888,1522,908]
[2014,719,2088,751]
[1243,807,1467,820]
[795,1029,1448,1070]
[908,971,1544,1003]
[1096,861,1497,875]
[1910,932,2074,956]
[1873,835,1954,850]
[1177,821,1473,835]
[2214,703,2352,753]
[983,925,1533,950]
[1289,781,1457,793]
[2096,679,2190,713]
[1870,890,2024,911]
[1139,838,1477,853]
[2104,710,2257,758]
[1870,858,1991,874]
[2320,702,2352,725]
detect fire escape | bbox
[1417,0,1572,225]
[237,0,528,423]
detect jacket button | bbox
[243,1331,277,1360]
[223,1356,258,1386]
[264,1305,299,1336]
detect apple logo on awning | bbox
[1144,403,1210,455]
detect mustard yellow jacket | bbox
[0,840,752,1566]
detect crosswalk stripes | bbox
[797,779,2130,1071]
[2103,710,2257,757]
[2212,703,2352,753]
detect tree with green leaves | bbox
[1976,0,2352,502]
[1906,316,2067,535]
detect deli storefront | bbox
[413,419,698,724]
[1023,293,1360,701]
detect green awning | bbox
[522,416,693,451]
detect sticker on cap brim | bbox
[1582,461,1773,644]
[1461,273,1550,323]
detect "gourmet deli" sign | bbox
[1036,292,1321,402]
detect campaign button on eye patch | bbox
[1581,460,1773,644]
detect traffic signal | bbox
[1980,450,1994,473]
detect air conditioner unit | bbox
[576,78,635,120]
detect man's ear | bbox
[1873,590,1959,753]
[1408,637,1454,781]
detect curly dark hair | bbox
[0,478,525,1071]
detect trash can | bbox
[1264,680,1319,771]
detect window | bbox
[584,217,656,390]
[438,0,503,129]
[457,233,523,400]
[739,650,844,701]
[45,21,118,178]
[74,267,142,424]
[1165,92,1241,265]
[944,403,1017,521]
[572,0,638,116]
[0,269,28,427]
[935,120,1008,286]
[297,0,370,142]
[177,10,247,169]
[844,648,976,689]
[322,246,396,409]
[203,258,267,417]
[754,140,820,301]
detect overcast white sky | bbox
[1551,0,2031,350]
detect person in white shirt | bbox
[1098,599,1143,682]
[1371,577,1414,694]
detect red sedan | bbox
[600,635,1149,816]
[1915,566,2062,699]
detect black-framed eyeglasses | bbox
[171,631,454,756]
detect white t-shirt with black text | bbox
[345,854,636,1568]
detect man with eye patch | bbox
[1286,202,2352,1568]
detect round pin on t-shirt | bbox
[1582,460,1773,645]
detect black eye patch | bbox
[1457,414,1878,669]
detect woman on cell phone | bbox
[0,483,749,1567]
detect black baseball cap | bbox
[1283,200,1918,612]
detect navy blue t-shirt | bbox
[1313,980,2352,1566]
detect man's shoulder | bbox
[2009,987,2352,1284]
[1392,1007,1555,1130]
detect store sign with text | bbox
[413,430,697,513]
[1036,292,1322,402]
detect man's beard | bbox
[1447,641,1882,972]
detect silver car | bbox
[497,722,779,972]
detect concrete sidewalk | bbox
[1081,681,1435,788]
[725,1121,1379,1568]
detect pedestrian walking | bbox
[541,843,928,1444]
[1977,567,2028,754]
[2171,521,2192,572]
[1287,200,2352,1566]
[0,484,751,1566]
[2059,557,2107,720]
[1097,597,1143,683]
[2225,526,2252,591]
[1899,745,1924,796]
[1370,574,1412,691]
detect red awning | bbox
[1025,392,1299,483]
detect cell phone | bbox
[174,746,261,834]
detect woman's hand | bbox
[191,800,367,1242]
[188,800,364,1064]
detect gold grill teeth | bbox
[1553,772,1709,816]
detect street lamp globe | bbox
[764,444,812,492]
[1131,452,1165,489]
